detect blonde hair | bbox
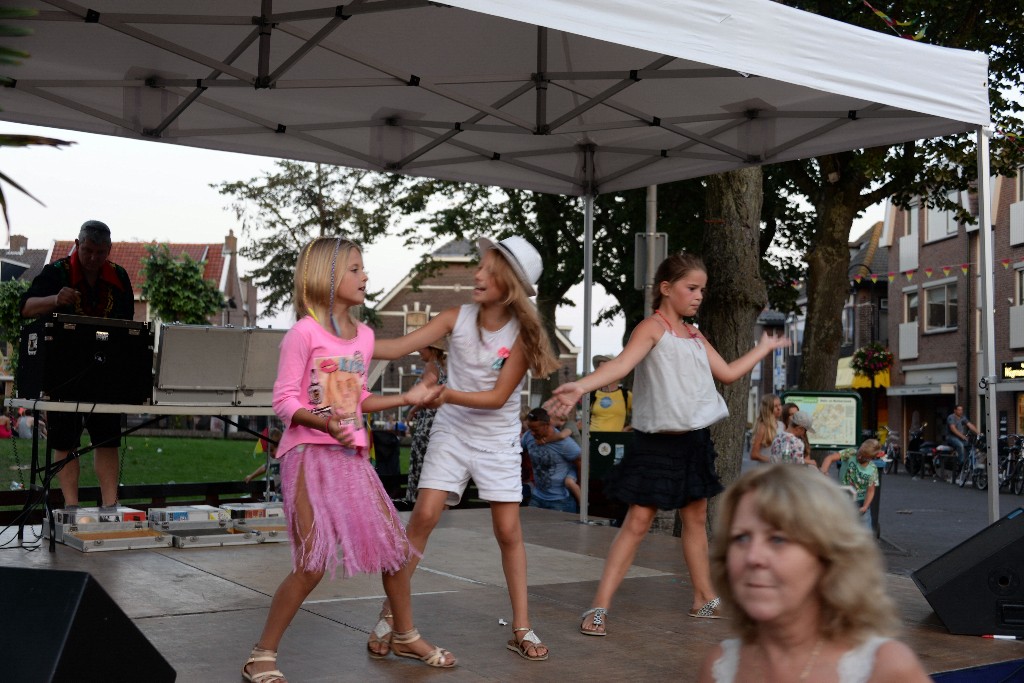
[293,237,361,328]
[754,394,780,448]
[651,252,707,312]
[710,465,900,643]
[483,248,559,378]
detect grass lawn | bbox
[1,434,411,490]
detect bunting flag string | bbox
[861,0,926,40]
[787,257,1015,292]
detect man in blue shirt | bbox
[522,407,581,513]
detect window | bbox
[907,201,919,236]
[404,310,428,335]
[1017,269,1024,305]
[905,291,918,323]
[924,284,958,331]
[788,313,805,356]
[925,191,960,242]
[841,297,855,345]
[1018,165,1024,201]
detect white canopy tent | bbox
[2,0,1000,520]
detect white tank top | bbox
[431,304,523,451]
[712,636,890,683]
[631,327,728,432]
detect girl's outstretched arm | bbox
[362,379,443,413]
[703,330,790,385]
[544,317,661,417]
[373,307,459,360]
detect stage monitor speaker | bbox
[4,567,176,683]
[912,507,1024,636]
[18,314,154,404]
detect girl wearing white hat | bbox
[367,235,560,666]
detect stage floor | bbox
[2,507,1022,681]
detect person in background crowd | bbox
[749,394,781,463]
[404,339,448,505]
[589,354,632,432]
[522,407,581,513]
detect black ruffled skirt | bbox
[603,429,724,510]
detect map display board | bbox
[781,391,862,450]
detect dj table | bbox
[7,398,277,552]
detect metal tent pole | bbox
[975,126,999,524]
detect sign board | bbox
[781,391,862,450]
[1001,361,1024,381]
[633,232,669,290]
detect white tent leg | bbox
[975,126,999,524]
[579,192,594,523]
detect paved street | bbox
[872,466,1024,576]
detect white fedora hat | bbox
[477,235,542,297]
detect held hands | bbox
[405,378,445,409]
[544,382,582,418]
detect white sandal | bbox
[242,645,286,683]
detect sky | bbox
[1,122,881,370]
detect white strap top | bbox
[711,636,891,683]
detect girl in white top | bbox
[547,252,788,635]
[367,236,561,666]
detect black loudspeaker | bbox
[18,314,154,404]
[4,567,176,682]
[912,507,1024,636]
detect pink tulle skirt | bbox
[280,444,416,579]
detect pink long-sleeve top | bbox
[272,316,373,459]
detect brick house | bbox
[41,229,258,326]
[368,239,579,423]
[886,168,1024,450]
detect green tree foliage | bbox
[0,278,29,375]
[212,161,400,317]
[140,244,224,324]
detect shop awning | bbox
[836,358,891,390]
[887,383,956,397]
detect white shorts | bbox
[417,431,522,506]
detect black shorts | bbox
[46,412,124,451]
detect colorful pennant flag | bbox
[924,267,933,278]
[905,270,915,281]
[870,274,879,284]
[942,266,952,277]
[887,272,896,283]
[1002,259,1012,269]
[960,263,970,275]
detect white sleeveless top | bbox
[430,304,523,451]
[711,636,891,683]
[631,327,728,433]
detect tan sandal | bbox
[242,645,287,683]
[507,627,548,661]
[688,597,725,619]
[366,610,393,659]
[391,627,457,668]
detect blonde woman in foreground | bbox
[698,464,930,683]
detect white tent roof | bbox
[3,0,989,196]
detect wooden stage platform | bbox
[2,507,1021,681]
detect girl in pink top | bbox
[243,237,440,683]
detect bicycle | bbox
[955,433,987,491]
[882,428,902,475]
[997,434,1024,495]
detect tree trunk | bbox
[683,167,766,537]
[799,194,857,391]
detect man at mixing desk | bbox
[19,219,135,511]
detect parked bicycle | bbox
[955,433,987,490]
[882,427,902,475]
[996,434,1024,495]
